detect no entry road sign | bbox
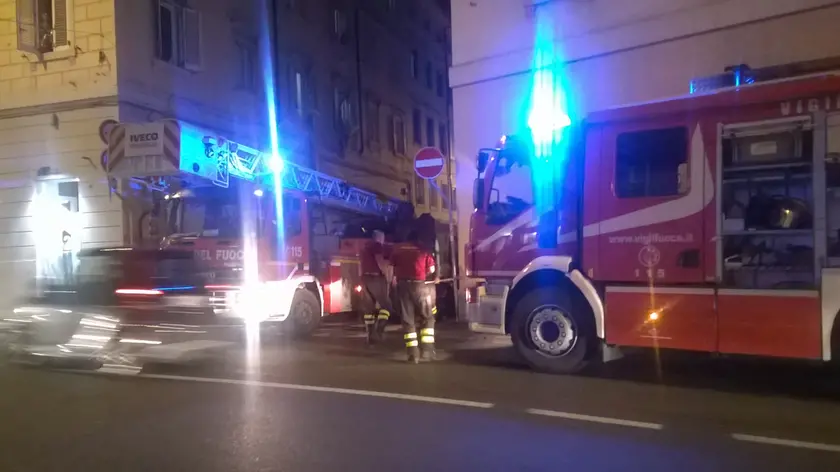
[414,147,445,179]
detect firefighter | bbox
[359,230,393,344]
[392,232,438,363]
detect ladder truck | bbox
[107,119,401,336]
[466,67,840,374]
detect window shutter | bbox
[53,0,68,47]
[182,8,202,70]
[16,0,38,53]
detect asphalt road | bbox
[2,320,840,471]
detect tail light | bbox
[354,285,363,293]
[115,288,163,296]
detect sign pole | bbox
[413,147,459,320]
[444,155,458,321]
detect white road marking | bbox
[731,434,840,453]
[526,408,664,430]
[138,373,495,409]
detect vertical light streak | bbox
[258,1,285,269]
[526,10,572,217]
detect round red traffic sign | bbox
[413,147,445,179]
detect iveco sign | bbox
[124,123,165,157]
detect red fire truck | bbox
[106,120,400,336]
[466,68,840,374]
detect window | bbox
[436,72,445,97]
[410,51,418,79]
[391,114,406,155]
[615,127,688,198]
[334,87,354,127]
[425,62,432,89]
[487,154,534,225]
[414,175,426,205]
[17,0,72,55]
[426,118,435,147]
[235,39,257,91]
[441,184,450,210]
[438,124,448,155]
[281,196,303,237]
[412,109,421,145]
[333,9,347,40]
[154,0,202,70]
[366,100,380,143]
[294,71,304,116]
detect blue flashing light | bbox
[253,188,264,197]
[268,153,284,174]
[525,8,572,217]
[153,286,195,292]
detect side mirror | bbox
[677,163,689,194]
[472,178,485,210]
[477,149,495,173]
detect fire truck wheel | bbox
[510,287,594,375]
[289,289,321,338]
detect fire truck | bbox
[106,119,401,336]
[466,68,840,374]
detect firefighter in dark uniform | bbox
[391,232,438,363]
[359,230,393,344]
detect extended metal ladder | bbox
[206,137,400,217]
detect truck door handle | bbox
[677,249,700,268]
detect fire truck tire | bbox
[289,289,321,338]
[510,287,594,375]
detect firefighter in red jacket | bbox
[391,233,438,363]
[359,230,393,344]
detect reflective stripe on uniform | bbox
[378,309,390,320]
[420,328,434,344]
[405,332,417,346]
[363,314,375,325]
[431,306,438,315]
[406,340,419,347]
[404,332,417,340]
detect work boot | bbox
[421,345,437,361]
[365,325,378,346]
[407,346,420,364]
[374,319,388,340]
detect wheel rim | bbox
[296,301,316,327]
[526,304,577,357]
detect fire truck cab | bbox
[107,120,398,336]
[467,70,840,374]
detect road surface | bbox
[1,320,839,471]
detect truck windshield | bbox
[171,192,302,238]
[487,152,534,224]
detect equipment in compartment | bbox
[744,194,811,230]
[719,123,816,289]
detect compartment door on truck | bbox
[593,121,716,352]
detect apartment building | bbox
[0,0,267,304]
[272,0,454,218]
[0,0,454,305]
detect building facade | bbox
[0,0,454,306]
[272,0,454,219]
[450,0,840,276]
[0,0,268,305]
